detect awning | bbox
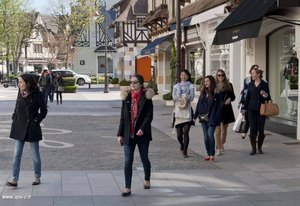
[94,45,117,53]
[212,0,277,45]
[169,17,192,31]
[140,34,173,55]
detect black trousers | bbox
[247,110,266,138]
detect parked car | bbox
[52,69,91,86]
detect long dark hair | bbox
[200,75,216,100]
[20,73,39,92]
[215,69,231,91]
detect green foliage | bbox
[111,77,119,84]
[289,75,298,89]
[64,85,78,93]
[90,76,105,84]
[119,79,130,86]
[162,92,173,101]
[195,77,203,85]
[64,77,76,86]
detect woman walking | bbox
[172,70,195,158]
[244,67,271,155]
[214,69,235,155]
[54,72,65,105]
[6,74,47,187]
[194,75,221,161]
[117,74,154,197]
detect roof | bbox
[169,0,227,24]
[115,0,148,22]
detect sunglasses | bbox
[217,74,225,77]
[130,81,139,84]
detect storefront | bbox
[268,26,298,123]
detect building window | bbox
[136,17,145,28]
[268,26,297,122]
[33,44,43,53]
[80,60,85,65]
[210,44,230,77]
[129,47,133,52]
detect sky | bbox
[31,0,120,13]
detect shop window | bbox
[268,26,298,121]
[210,44,230,78]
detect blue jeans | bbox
[42,87,51,105]
[124,140,151,189]
[201,123,216,156]
[12,140,41,182]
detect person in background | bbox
[6,73,47,187]
[172,70,195,158]
[244,67,271,155]
[239,65,260,139]
[38,69,51,106]
[214,69,235,155]
[54,72,65,105]
[117,74,154,197]
[194,75,222,161]
[48,70,55,103]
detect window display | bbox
[269,26,298,121]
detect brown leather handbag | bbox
[260,101,279,117]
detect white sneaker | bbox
[216,150,222,156]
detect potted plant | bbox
[162,92,174,106]
[111,77,119,88]
[119,79,130,90]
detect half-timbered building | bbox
[112,0,150,80]
[73,7,116,76]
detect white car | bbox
[52,69,91,86]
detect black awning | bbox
[213,0,277,45]
[94,45,117,53]
[140,34,173,55]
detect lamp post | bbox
[103,0,109,93]
[94,0,109,93]
[176,0,181,81]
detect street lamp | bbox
[94,0,109,93]
[176,0,182,81]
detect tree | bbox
[48,0,95,69]
[0,0,35,75]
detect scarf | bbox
[177,81,191,96]
[21,91,29,98]
[130,89,143,135]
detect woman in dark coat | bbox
[214,69,235,155]
[6,73,47,187]
[244,67,271,155]
[194,75,222,161]
[117,74,154,197]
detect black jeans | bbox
[247,110,266,138]
[176,123,191,155]
[124,139,151,189]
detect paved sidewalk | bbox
[1,86,300,205]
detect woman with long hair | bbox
[214,69,235,155]
[194,75,221,161]
[7,73,47,187]
[244,67,271,155]
[172,70,195,158]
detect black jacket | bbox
[10,89,47,142]
[219,83,235,124]
[194,91,222,127]
[244,80,271,111]
[117,88,154,145]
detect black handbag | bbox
[199,113,209,123]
